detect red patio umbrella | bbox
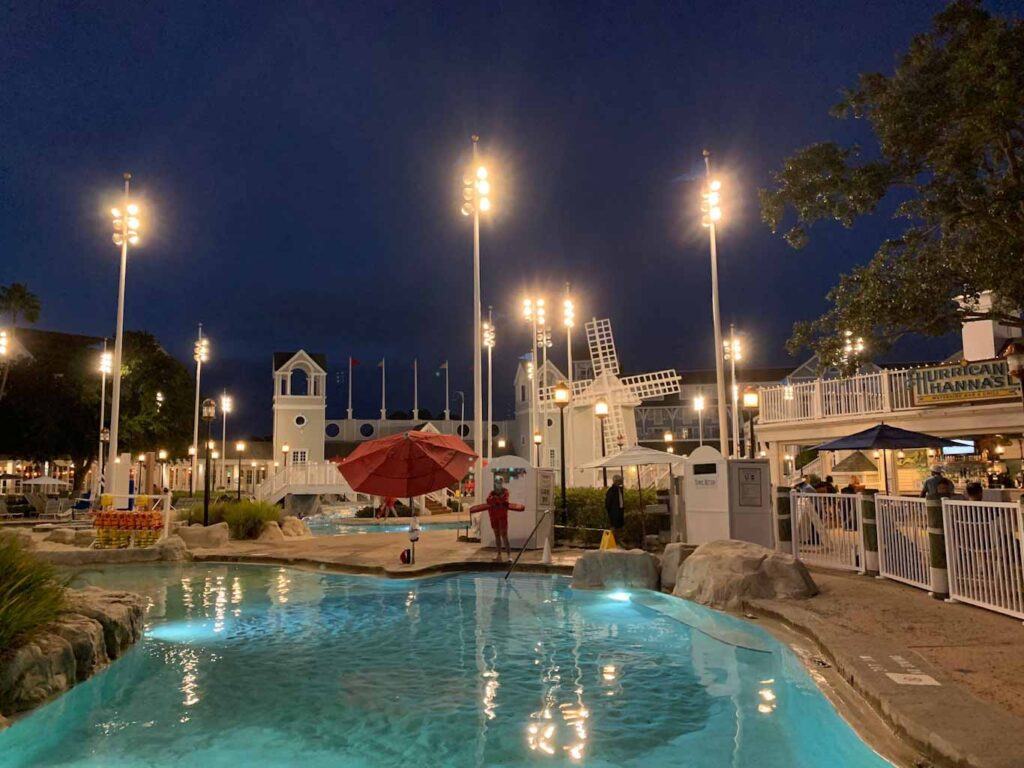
[334,430,477,498]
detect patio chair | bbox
[0,498,23,519]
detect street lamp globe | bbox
[235,441,246,453]
[533,432,542,446]
[663,431,673,443]
[201,399,216,422]
[594,400,609,418]
[158,450,167,460]
[693,395,705,412]
[742,388,760,409]
[553,381,571,407]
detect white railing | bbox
[791,492,865,572]
[943,500,1024,620]
[760,369,916,424]
[255,462,354,502]
[876,495,930,590]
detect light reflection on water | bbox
[2,565,892,768]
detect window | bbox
[548,449,556,467]
[294,414,307,427]
[520,384,526,402]
[291,450,308,465]
[359,423,375,438]
[325,423,340,438]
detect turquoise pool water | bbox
[1,566,891,767]
[307,520,464,536]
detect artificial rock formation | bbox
[571,549,660,591]
[673,539,817,610]
[0,588,144,720]
[660,542,697,591]
[176,521,230,549]
[280,516,312,538]
[257,521,286,543]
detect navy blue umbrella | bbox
[814,424,961,452]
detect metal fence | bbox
[791,492,865,572]
[943,500,1024,621]
[875,495,930,591]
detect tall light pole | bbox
[191,327,209,495]
[461,136,491,500]
[563,287,575,486]
[220,391,233,489]
[595,400,609,487]
[554,382,571,534]
[95,345,112,497]
[694,393,705,446]
[105,174,140,491]
[723,326,742,458]
[483,311,495,464]
[522,297,545,463]
[700,151,728,455]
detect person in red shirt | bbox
[470,476,524,562]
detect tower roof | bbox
[273,351,327,371]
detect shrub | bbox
[354,505,375,518]
[561,486,660,547]
[446,498,462,513]
[187,501,281,539]
[0,534,67,650]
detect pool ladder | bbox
[504,508,552,580]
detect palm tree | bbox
[0,283,41,327]
[0,283,41,401]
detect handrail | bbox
[505,508,552,580]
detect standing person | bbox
[604,474,626,547]
[823,475,837,493]
[469,476,524,563]
[920,465,945,499]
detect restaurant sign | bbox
[910,360,1021,405]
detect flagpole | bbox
[444,361,450,420]
[347,356,354,420]
[413,358,419,420]
[380,358,387,420]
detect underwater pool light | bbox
[608,591,631,602]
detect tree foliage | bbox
[0,331,193,490]
[0,283,41,326]
[760,1,1024,366]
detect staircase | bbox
[255,462,362,505]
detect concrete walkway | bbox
[754,569,1024,768]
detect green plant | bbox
[0,534,66,650]
[186,501,281,539]
[562,486,659,547]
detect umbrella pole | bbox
[636,465,646,546]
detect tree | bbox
[0,283,42,401]
[0,283,41,327]
[760,1,1024,368]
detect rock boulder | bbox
[176,521,229,549]
[65,588,144,659]
[73,529,97,547]
[49,614,108,681]
[571,550,660,591]
[0,633,76,713]
[280,516,312,538]
[154,534,190,562]
[0,528,37,550]
[673,539,817,610]
[660,542,697,590]
[257,521,286,543]
[44,528,77,545]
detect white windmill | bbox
[539,317,681,472]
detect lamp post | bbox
[483,312,495,464]
[554,382,571,532]
[219,392,232,489]
[700,153,728,455]
[460,136,492,502]
[742,387,760,458]
[533,431,543,467]
[201,398,216,526]
[157,449,167,492]
[235,441,246,500]
[281,443,290,470]
[563,288,575,486]
[595,400,609,487]
[694,394,705,446]
[250,461,258,496]
[95,346,112,496]
[105,174,141,491]
[191,327,209,495]
[723,326,742,457]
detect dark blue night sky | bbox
[3,1,1016,434]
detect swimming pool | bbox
[0,565,891,767]
[306,519,464,536]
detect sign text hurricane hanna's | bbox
[910,360,1021,405]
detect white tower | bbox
[272,351,327,467]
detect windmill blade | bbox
[586,318,619,377]
[621,370,681,400]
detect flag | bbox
[378,359,385,368]
[438,361,448,369]
[350,357,360,366]
[412,358,417,367]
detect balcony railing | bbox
[759,369,916,424]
